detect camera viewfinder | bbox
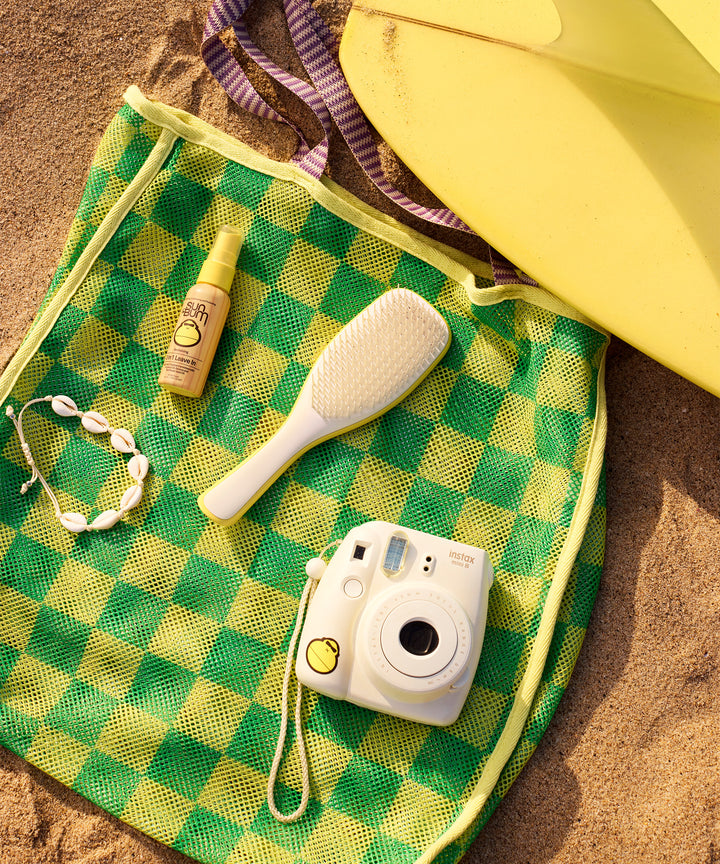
[352,543,367,561]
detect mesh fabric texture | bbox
[0,90,608,864]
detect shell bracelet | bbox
[4,395,149,533]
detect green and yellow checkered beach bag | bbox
[0,85,608,864]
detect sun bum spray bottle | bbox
[158,225,243,398]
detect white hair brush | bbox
[198,288,451,526]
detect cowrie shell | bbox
[90,509,121,530]
[60,512,88,532]
[120,485,143,512]
[111,428,135,454]
[127,453,149,482]
[51,395,78,417]
[81,411,109,434]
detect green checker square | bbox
[69,523,136,578]
[269,360,308,415]
[151,172,214,241]
[114,131,157,184]
[217,161,273,209]
[0,535,65,601]
[44,680,117,747]
[48,436,116,506]
[361,834,419,864]
[559,472,583,528]
[508,342,546,401]
[534,404,585,467]
[163,242,208,303]
[250,796,321,856]
[440,309,480,372]
[97,581,169,648]
[500,514,557,577]
[400,477,465,538]
[91,268,155,339]
[307,697,376,752]
[226,702,278,772]
[207,328,245,386]
[126,654,196,723]
[142,483,206,549]
[550,315,596,357]
[200,629,273,698]
[173,555,244,623]
[370,410,434,474]
[293,439,365,499]
[409,728,480,800]
[0,643,19,688]
[391,254,447,303]
[103,342,162,409]
[136,413,192,480]
[331,505,368,541]
[0,703,40,758]
[329,755,403,829]
[40,305,85,360]
[475,626,527,694]
[244,217,295,287]
[469,445,535,510]
[248,290,315,357]
[147,729,222,800]
[26,606,91,675]
[37,365,100,412]
[441,374,505,440]
[76,165,110,220]
[299,203,358,259]
[0,465,36,529]
[320,262,382,324]
[99,210,146,266]
[173,807,244,862]
[245,475,290,528]
[197,386,264,454]
[73,750,141,817]
[247,529,311,597]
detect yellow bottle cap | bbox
[196,225,244,293]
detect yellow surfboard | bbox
[339,0,720,396]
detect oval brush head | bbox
[198,288,450,526]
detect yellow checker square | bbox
[76,630,145,700]
[462,326,518,389]
[6,351,53,404]
[271,482,342,550]
[118,223,186,291]
[541,529,567,583]
[26,725,91,787]
[135,294,181,355]
[451,685,508,750]
[91,391,145,437]
[197,756,267,827]
[174,677,249,751]
[258,178,314,235]
[97,703,169,771]
[44,560,116,626]
[417,425,483,495]
[453,498,517,566]
[148,604,222,673]
[302,809,375,864]
[520,461,572,524]
[0,522,15,559]
[573,416,595,473]
[537,346,593,414]
[226,580,297,652]
[515,302,558,345]
[17,505,77,558]
[436,279,473,314]
[60,316,128,387]
[0,586,39,651]
[547,626,586,689]
[193,195,253,247]
[194,518,265,576]
[226,274,268,335]
[92,175,131,227]
[0,655,71,721]
[487,571,544,635]
[251,653,290,714]
[346,456,413,524]
[121,534,190,600]
[94,120,135,172]
[133,172,170,222]
[341,416,380,453]
[222,340,288,405]
[121,777,194,846]
[276,239,341,309]
[152,385,210,435]
[72,260,114,313]
[487,393,538,458]
[380,779,454,849]
[292,311,343,368]
[303,729,353,804]
[358,715,431,776]
[176,144,227,192]
[401,365,457,423]
[170,438,227,495]
[227,833,295,864]
[345,231,401,284]
[243,407,285,457]
[3,411,71,479]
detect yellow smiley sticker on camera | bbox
[306,638,340,674]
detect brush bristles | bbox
[311,289,449,420]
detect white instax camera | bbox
[295,521,494,726]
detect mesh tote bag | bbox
[0,4,609,862]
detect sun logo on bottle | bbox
[173,320,201,347]
[306,637,340,674]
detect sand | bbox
[0,0,718,861]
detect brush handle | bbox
[199,400,328,525]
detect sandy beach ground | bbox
[0,1,718,861]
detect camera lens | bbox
[399,620,439,656]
